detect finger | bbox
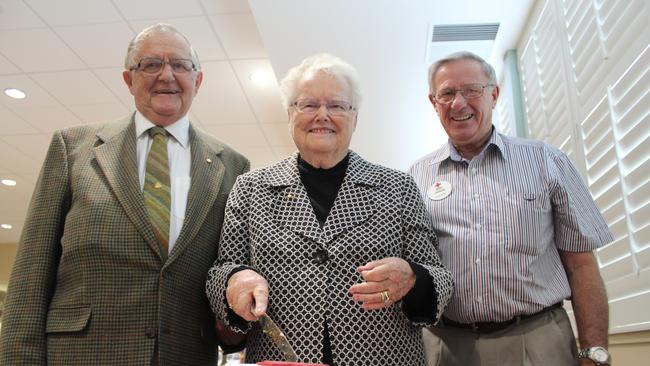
[349,280,388,295]
[350,291,389,304]
[357,258,384,272]
[251,286,268,317]
[356,290,395,310]
[361,301,392,311]
[233,293,258,321]
[359,260,400,282]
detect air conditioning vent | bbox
[432,23,500,42]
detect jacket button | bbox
[145,327,157,338]
[312,249,329,264]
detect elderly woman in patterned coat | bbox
[206,53,453,366]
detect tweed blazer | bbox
[0,114,249,365]
[206,151,453,366]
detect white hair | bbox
[427,51,496,94]
[124,23,200,70]
[279,53,362,109]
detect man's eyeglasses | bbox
[291,99,356,116]
[130,57,197,74]
[434,83,495,104]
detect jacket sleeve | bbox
[398,174,453,326]
[0,131,71,365]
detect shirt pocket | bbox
[502,189,552,256]
[45,305,92,333]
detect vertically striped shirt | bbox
[408,130,613,323]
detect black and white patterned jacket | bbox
[206,151,453,366]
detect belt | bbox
[441,302,563,334]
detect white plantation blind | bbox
[516,0,650,333]
[494,83,515,136]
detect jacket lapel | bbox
[168,126,225,262]
[322,152,378,244]
[267,154,322,243]
[93,115,161,256]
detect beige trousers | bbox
[423,307,578,366]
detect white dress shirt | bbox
[135,111,191,253]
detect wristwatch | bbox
[578,346,611,365]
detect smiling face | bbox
[430,58,498,156]
[122,32,203,126]
[288,71,357,168]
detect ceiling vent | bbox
[426,22,500,63]
[432,23,500,42]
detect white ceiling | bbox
[0,0,533,243]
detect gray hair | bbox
[124,23,201,71]
[279,53,362,109]
[427,51,496,94]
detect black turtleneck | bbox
[297,154,349,226]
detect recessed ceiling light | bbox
[4,87,26,99]
[249,71,272,87]
[1,224,12,230]
[1,179,17,186]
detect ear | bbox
[491,85,500,108]
[287,110,296,138]
[122,70,135,95]
[193,71,204,94]
[429,93,441,115]
[352,113,358,131]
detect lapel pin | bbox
[428,181,452,200]
[286,193,294,199]
[154,182,162,189]
[206,158,212,164]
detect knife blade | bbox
[258,313,299,362]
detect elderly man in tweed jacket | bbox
[0,24,248,365]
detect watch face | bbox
[592,348,609,362]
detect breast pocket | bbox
[503,190,552,256]
[45,305,91,334]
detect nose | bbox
[450,91,468,109]
[314,104,331,120]
[157,62,175,81]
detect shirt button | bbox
[475,223,482,229]
[476,296,482,303]
[311,249,329,264]
[471,168,478,174]
[475,258,481,265]
[473,193,480,199]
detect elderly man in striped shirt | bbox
[408,51,613,366]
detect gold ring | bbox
[381,290,390,303]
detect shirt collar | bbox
[432,127,507,164]
[134,111,190,148]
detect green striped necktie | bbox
[144,126,171,260]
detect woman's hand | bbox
[348,257,416,310]
[226,269,269,321]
